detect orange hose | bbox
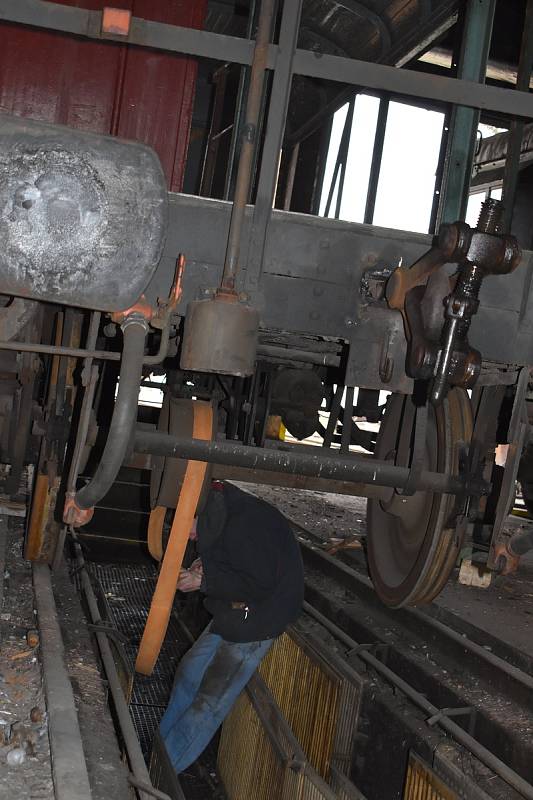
[135,401,213,675]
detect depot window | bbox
[320,95,444,234]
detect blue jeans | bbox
[159,624,273,773]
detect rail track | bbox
[295,520,533,800]
[30,535,176,800]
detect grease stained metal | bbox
[2,148,107,296]
[0,117,168,311]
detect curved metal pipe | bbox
[74,316,147,513]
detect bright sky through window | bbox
[321,97,443,233]
[320,101,505,235]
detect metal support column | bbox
[341,386,355,453]
[323,99,355,219]
[223,0,258,201]
[364,96,389,224]
[245,0,304,293]
[438,0,497,224]
[502,0,533,232]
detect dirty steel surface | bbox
[0,113,168,312]
[0,515,53,799]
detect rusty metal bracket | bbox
[63,491,94,527]
[346,643,375,657]
[111,255,185,329]
[386,222,470,313]
[127,775,173,800]
[427,706,476,736]
[87,622,129,646]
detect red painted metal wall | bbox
[0,1,207,191]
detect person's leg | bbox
[159,624,222,739]
[162,637,273,773]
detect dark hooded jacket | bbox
[196,483,304,643]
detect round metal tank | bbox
[0,113,168,312]
[180,293,259,377]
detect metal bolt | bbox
[477,198,504,234]
[103,323,117,338]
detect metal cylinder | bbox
[133,429,489,496]
[0,113,167,311]
[180,292,259,376]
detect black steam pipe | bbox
[132,430,489,496]
[75,316,147,511]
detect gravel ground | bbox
[0,516,53,800]
[233,483,368,542]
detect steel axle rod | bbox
[133,430,489,496]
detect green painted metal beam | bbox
[439,0,497,224]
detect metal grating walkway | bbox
[88,562,190,757]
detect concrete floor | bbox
[0,516,53,800]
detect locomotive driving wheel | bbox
[367,388,473,607]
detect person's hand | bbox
[177,560,203,593]
[189,557,203,576]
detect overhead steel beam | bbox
[420,46,533,90]
[3,0,533,120]
[291,50,533,120]
[0,0,258,65]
